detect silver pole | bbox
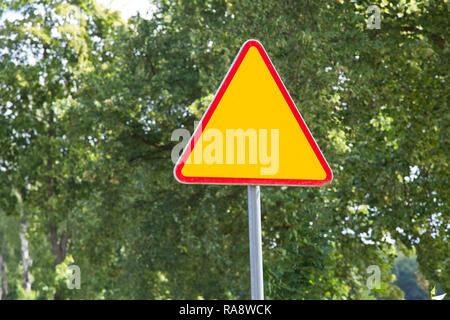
[247,185,264,300]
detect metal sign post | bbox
[247,185,264,300]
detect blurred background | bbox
[0,0,448,300]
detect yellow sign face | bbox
[174,40,332,186]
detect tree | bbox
[0,0,124,298]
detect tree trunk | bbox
[0,248,8,299]
[50,223,71,265]
[19,219,32,292]
[12,189,33,293]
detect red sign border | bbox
[173,40,332,186]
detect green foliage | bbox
[392,253,428,300]
[0,0,448,299]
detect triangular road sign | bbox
[174,40,332,186]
